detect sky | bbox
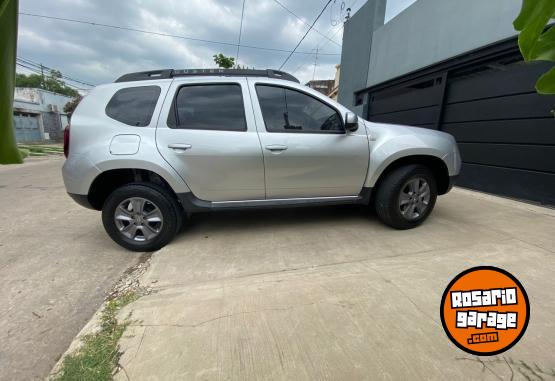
[16,0,417,90]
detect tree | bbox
[16,70,79,98]
[213,53,235,69]
[514,0,555,94]
[64,94,83,117]
[0,0,22,164]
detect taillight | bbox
[63,124,70,158]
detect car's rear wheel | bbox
[374,164,437,229]
[102,183,182,251]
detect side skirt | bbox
[177,188,372,213]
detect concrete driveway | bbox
[114,188,555,380]
[0,157,141,381]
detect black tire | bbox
[374,164,437,230]
[102,183,182,252]
[137,182,185,234]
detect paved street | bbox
[0,157,140,381]
[115,188,555,380]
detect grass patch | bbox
[18,144,64,155]
[18,148,29,159]
[52,292,138,381]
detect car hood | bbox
[363,120,456,142]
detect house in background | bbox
[13,88,72,143]
[338,0,555,206]
[305,79,335,97]
[328,64,341,100]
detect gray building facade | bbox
[337,0,386,115]
[338,0,555,206]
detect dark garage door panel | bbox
[370,105,439,126]
[443,92,555,123]
[458,143,555,173]
[458,163,555,205]
[442,119,555,145]
[370,81,443,115]
[364,42,555,206]
[447,61,550,102]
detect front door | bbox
[249,80,370,199]
[156,78,265,201]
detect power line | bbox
[292,0,361,75]
[19,12,341,57]
[235,0,246,65]
[16,61,81,88]
[17,57,95,87]
[271,0,341,48]
[316,21,343,51]
[15,62,88,91]
[16,64,87,91]
[279,0,334,70]
[316,0,360,51]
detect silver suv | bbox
[62,69,461,251]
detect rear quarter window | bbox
[105,86,161,127]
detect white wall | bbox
[367,0,523,86]
[14,88,73,113]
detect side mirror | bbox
[344,112,359,132]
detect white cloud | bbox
[16,0,412,88]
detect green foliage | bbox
[18,144,64,156]
[52,292,138,381]
[514,0,555,94]
[537,66,555,92]
[0,0,22,164]
[64,94,83,115]
[16,70,79,98]
[213,53,235,69]
[18,148,29,159]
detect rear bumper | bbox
[68,193,95,210]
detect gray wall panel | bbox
[337,0,386,113]
[367,0,522,87]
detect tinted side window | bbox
[256,85,343,133]
[167,84,247,131]
[105,86,161,127]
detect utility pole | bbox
[312,47,319,81]
[40,63,45,89]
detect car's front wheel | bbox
[374,164,437,229]
[102,183,182,251]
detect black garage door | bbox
[358,38,555,206]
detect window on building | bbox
[167,84,247,131]
[255,85,343,133]
[105,86,161,127]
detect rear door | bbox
[248,79,370,198]
[156,78,265,201]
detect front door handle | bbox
[265,144,288,152]
[168,143,192,153]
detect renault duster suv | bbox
[62,69,461,251]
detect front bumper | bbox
[446,175,459,194]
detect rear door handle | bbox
[265,144,288,152]
[168,143,192,152]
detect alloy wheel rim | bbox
[114,197,163,242]
[399,177,431,221]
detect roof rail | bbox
[115,68,299,83]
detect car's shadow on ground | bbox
[176,204,378,237]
